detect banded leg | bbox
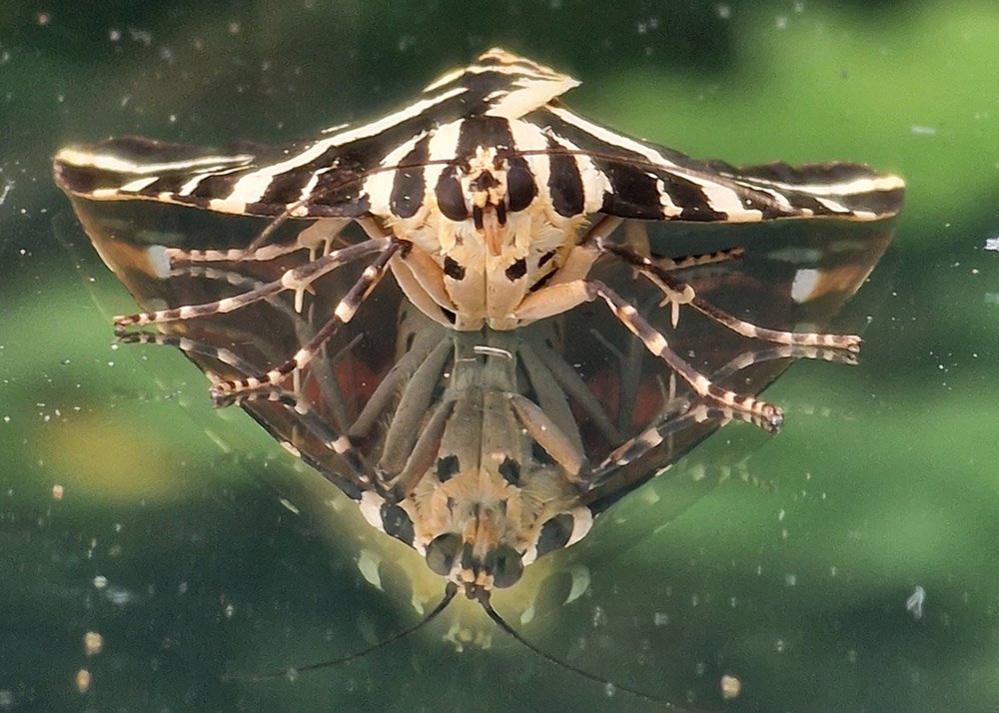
[598,241,861,352]
[589,402,704,484]
[652,245,745,271]
[515,277,783,430]
[117,330,259,379]
[113,238,388,328]
[621,218,746,272]
[168,263,317,319]
[229,387,371,483]
[521,339,621,446]
[123,329,375,482]
[590,342,856,482]
[166,218,350,264]
[210,240,401,399]
[168,261,362,426]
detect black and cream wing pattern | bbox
[54,47,904,225]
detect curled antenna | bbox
[479,595,694,710]
[226,582,457,682]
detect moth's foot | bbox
[756,402,784,433]
[113,313,146,330]
[209,366,288,403]
[209,388,240,408]
[841,335,862,354]
[718,393,784,433]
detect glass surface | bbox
[2,3,998,712]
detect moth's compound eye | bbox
[379,502,414,545]
[425,533,462,576]
[536,513,575,557]
[506,164,536,212]
[491,545,524,589]
[436,175,469,221]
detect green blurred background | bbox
[1,1,998,712]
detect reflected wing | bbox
[524,104,905,222]
[52,48,579,220]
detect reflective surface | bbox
[3,3,999,712]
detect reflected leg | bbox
[515,274,784,430]
[210,240,401,398]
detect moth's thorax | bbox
[390,182,579,331]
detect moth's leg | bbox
[402,246,456,310]
[595,223,652,431]
[114,238,388,328]
[517,342,588,455]
[210,240,401,398]
[172,262,361,429]
[521,339,621,446]
[619,220,747,271]
[165,218,350,264]
[507,393,588,484]
[589,343,853,482]
[118,329,371,477]
[227,387,372,482]
[389,259,457,329]
[171,222,353,315]
[168,262,321,320]
[598,241,861,352]
[373,338,454,476]
[712,343,859,379]
[384,237,460,330]
[652,245,745,271]
[589,401,705,485]
[117,330,259,380]
[348,335,448,441]
[514,277,783,430]
[385,399,456,501]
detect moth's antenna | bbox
[227,582,458,682]
[479,596,694,710]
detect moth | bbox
[53,48,904,436]
[64,191,893,699]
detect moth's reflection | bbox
[71,199,892,655]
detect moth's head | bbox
[422,502,525,599]
[435,144,537,255]
[418,495,593,600]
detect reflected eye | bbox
[536,514,575,557]
[425,533,462,576]
[491,545,524,588]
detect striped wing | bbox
[52,48,579,219]
[525,104,905,223]
[54,47,904,225]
